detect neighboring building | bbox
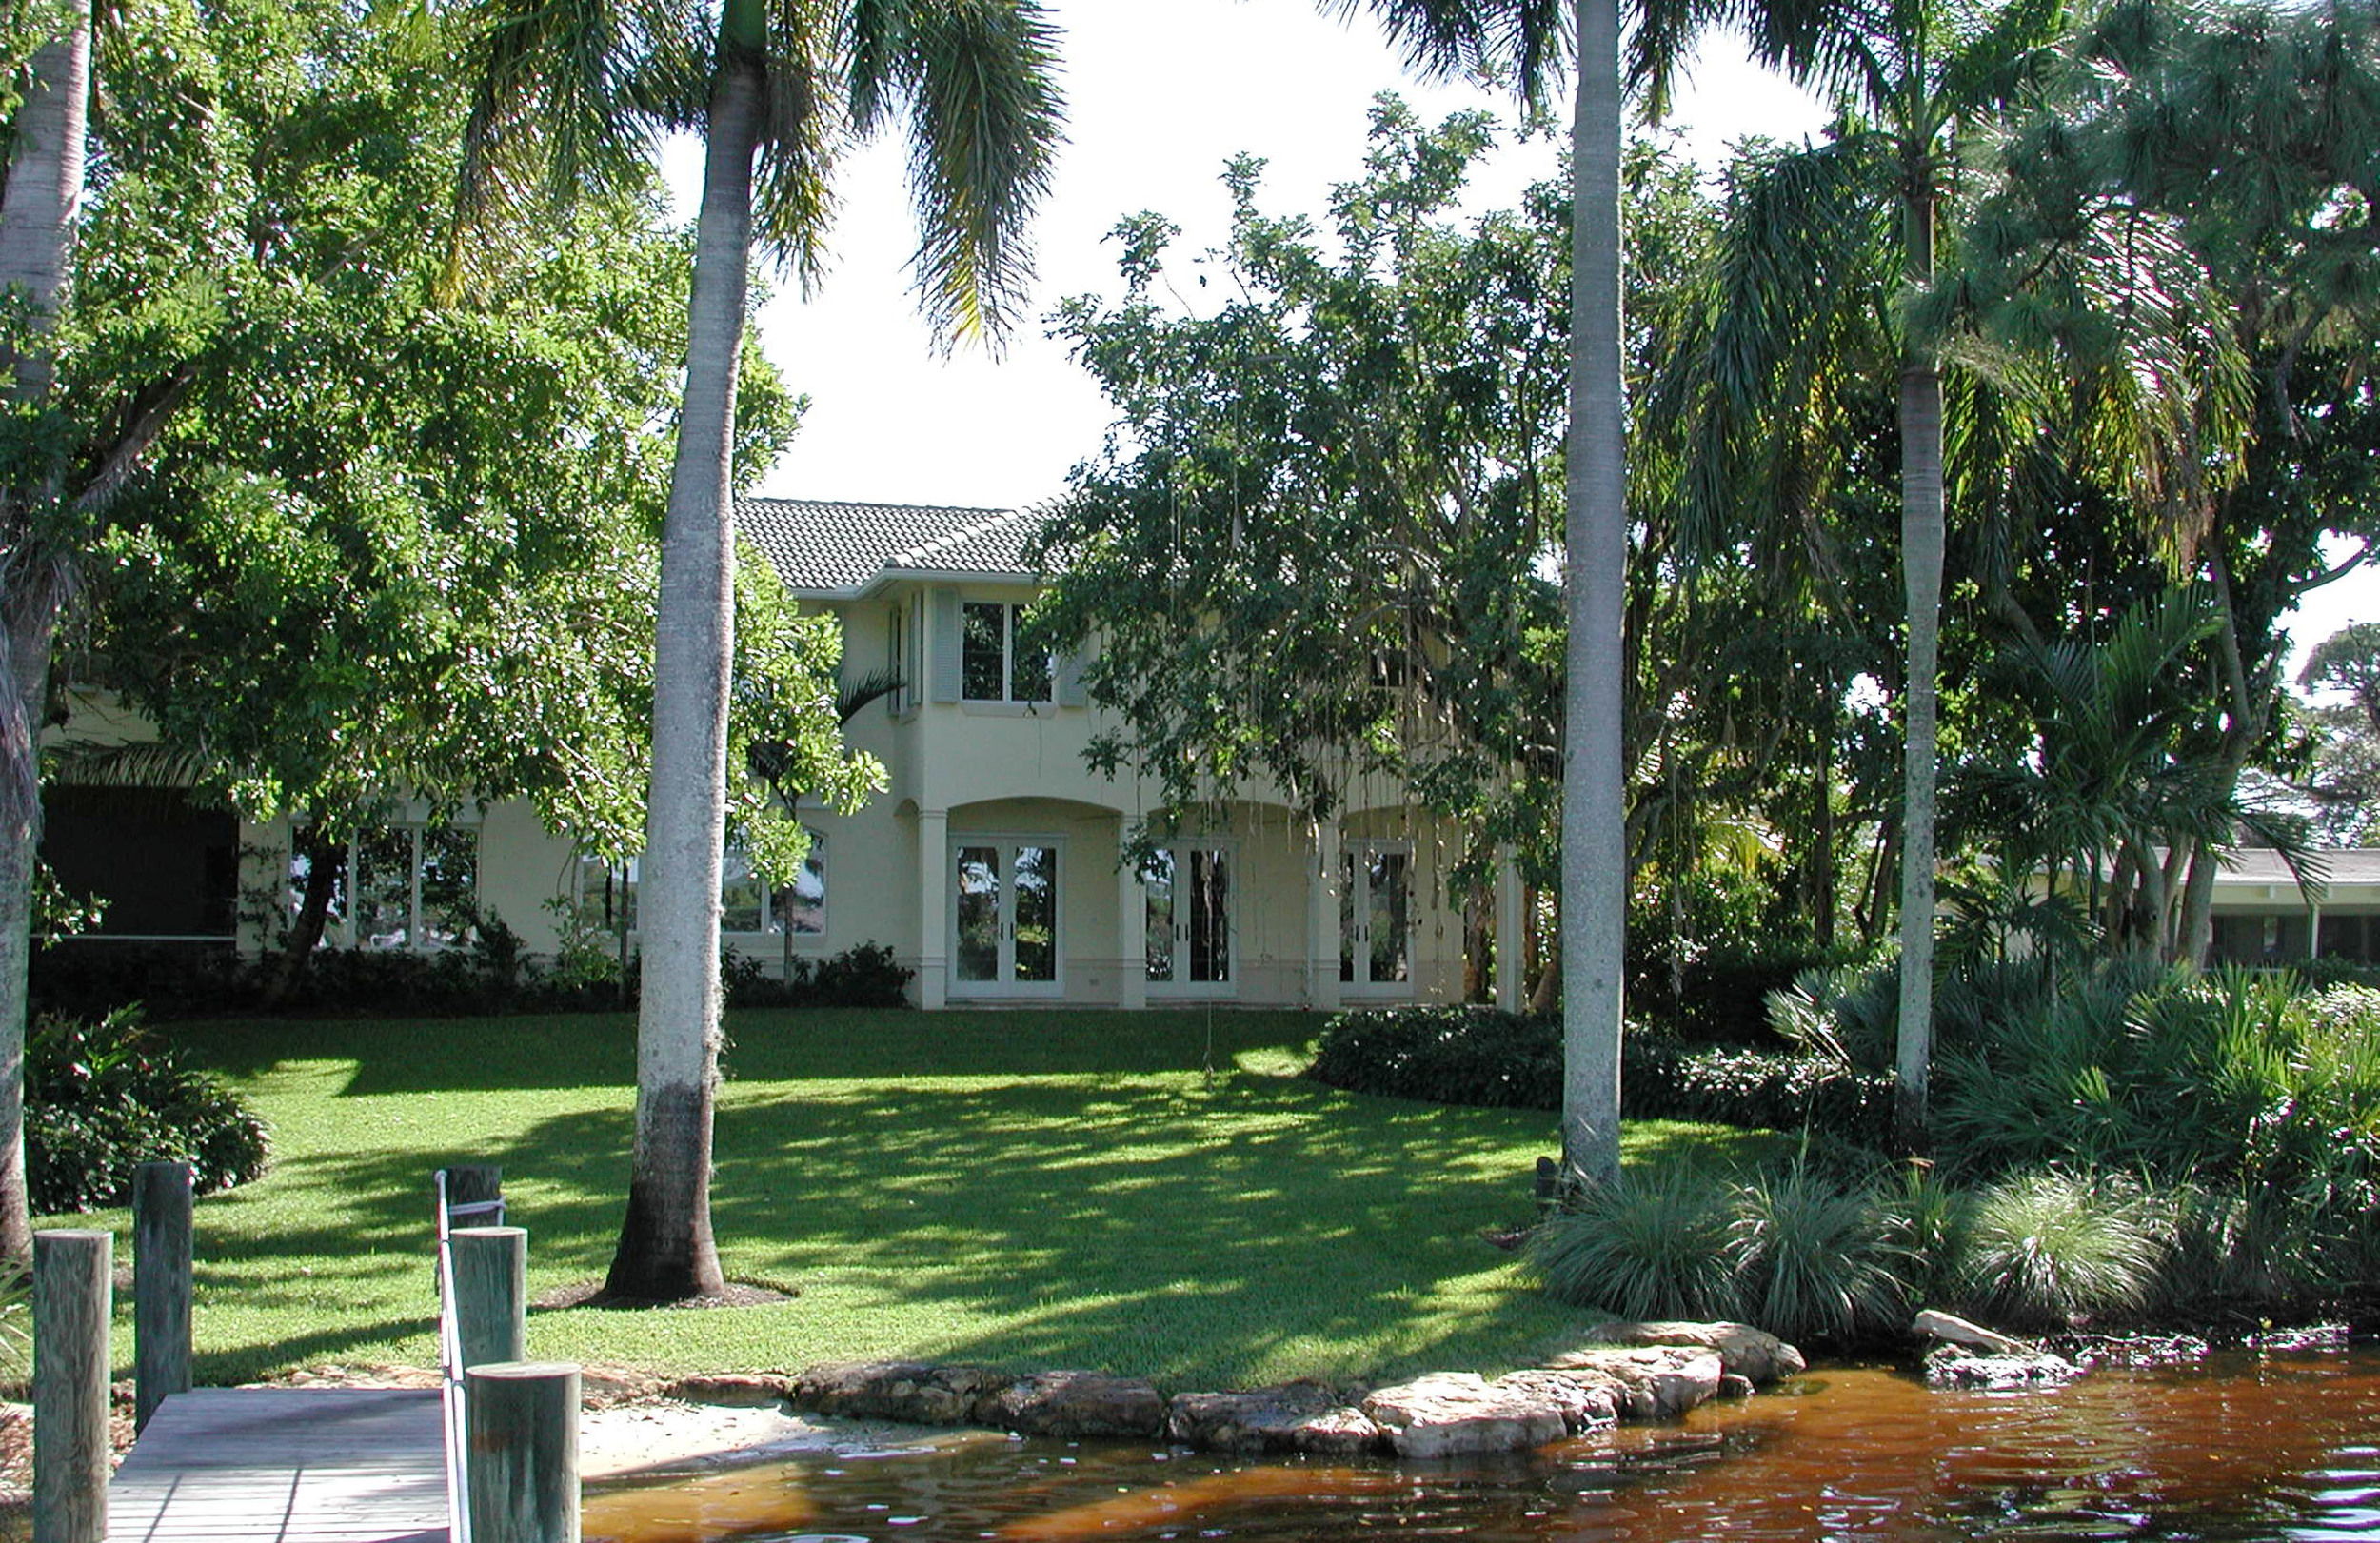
[2204,847,2380,966]
[44,498,1531,1011]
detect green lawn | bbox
[45,1009,1782,1391]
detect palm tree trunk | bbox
[604,19,764,1302]
[1559,0,1627,1184]
[0,10,90,1263]
[1894,179,1943,1154]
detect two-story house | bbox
[45,498,1530,1010]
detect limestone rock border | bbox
[759,1321,1806,1458]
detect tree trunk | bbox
[1893,178,1944,1156]
[262,823,344,1009]
[604,22,763,1302]
[1558,0,1627,1185]
[0,11,91,1263]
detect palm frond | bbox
[449,0,689,287]
[870,0,1064,349]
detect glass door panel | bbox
[1188,848,1230,985]
[1013,845,1058,982]
[1148,843,1235,997]
[955,845,1002,983]
[1366,849,1411,985]
[951,839,1061,995]
[1339,841,1413,996]
[1143,851,1176,984]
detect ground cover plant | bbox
[39,1009,1782,1390]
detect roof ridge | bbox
[736,495,1011,518]
[891,506,1029,568]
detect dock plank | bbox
[109,1388,448,1543]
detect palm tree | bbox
[0,9,92,1262]
[1671,0,2073,1148]
[458,0,1061,1299]
[1346,0,1719,1181]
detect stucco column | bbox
[1117,844,1146,1011]
[1308,816,1342,1012]
[917,807,947,1009]
[1495,844,1525,1013]
[2310,901,2323,961]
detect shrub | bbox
[1953,1170,2163,1330]
[27,1008,270,1213]
[805,941,913,1007]
[1726,1161,1911,1344]
[1530,1167,1739,1320]
[1304,1007,1893,1141]
[1626,1039,1895,1146]
[1306,1006,1557,1109]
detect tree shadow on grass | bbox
[188,1060,1784,1388]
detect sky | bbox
[684,1,2373,676]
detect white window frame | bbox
[575,832,827,942]
[292,822,479,953]
[961,600,1052,705]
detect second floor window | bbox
[962,602,1052,703]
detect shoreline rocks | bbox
[782,1320,1807,1458]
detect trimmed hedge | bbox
[1305,1005,1893,1144]
[31,937,913,1019]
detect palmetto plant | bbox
[454,0,1061,1299]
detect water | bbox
[584,1346,2380,1542]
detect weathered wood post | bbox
[32,1229,111,1543]
[443,1163,505,1225]
[451,1225,527,1369]
[133,1160,194,1431]
[466,1361,580,1543]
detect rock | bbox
[1165,1383,1380,1454]
[1489,1369,1620,1433]
[2243,1322,2350,1355]
[791,1361,1004,1426]
[664,1373,796,1409]
[1540,1346,1724,1420]
[1922,1346,2083,1389]
[1717,1373,1755,1400]
[2045,1332,2211,1368]
[1912,1309,2028,1355]
[1362,1372,1570,1457]
[988,1371,1167,1439]
[1565,1321,1807,1385]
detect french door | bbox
[952,839,1061,996]
[1144,843,1235,998]
[1340,841,1414,997]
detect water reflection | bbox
[585,1348,2380,1543]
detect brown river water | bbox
[584,1346,2380,1542]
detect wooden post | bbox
[452,1225,527,1369]
[443,1163,505,1227]
[466,1360,580,1543]
[32,1229,110,1543]
[133,1160,194,1432]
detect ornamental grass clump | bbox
[1726,1161,1911,1344]
[1529,1166,1738,1321]
[1955,1169,2163,1330]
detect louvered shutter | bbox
[930,588,962,702]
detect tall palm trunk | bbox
[0,12,91,1263]
[1893,176,1943,1153]
[605,19,765,1301]
[1559,0,1627,1183]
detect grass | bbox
[40,1008,1784,1391]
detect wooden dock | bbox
[108,1387,449,1542]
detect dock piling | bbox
[32,1228,111,1543]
